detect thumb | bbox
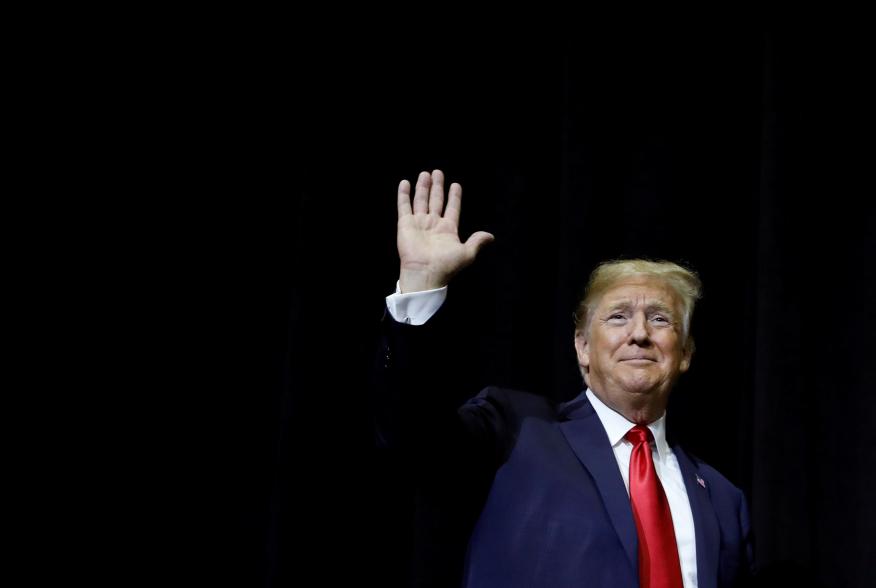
[464,231,495,259]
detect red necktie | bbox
[625,425,684,588]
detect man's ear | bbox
[679,338,694,373]
[574,332,590,372]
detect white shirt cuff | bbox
[385,280,447,325]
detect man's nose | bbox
[627,313,651,344]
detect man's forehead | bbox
[598,279,680,308]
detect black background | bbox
[146,18,876,588]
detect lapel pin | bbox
[696,474,706,489]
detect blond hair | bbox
[573,259,702,349]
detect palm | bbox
[398,213,467,274]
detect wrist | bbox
[399,265,448,293]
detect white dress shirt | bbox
[385,281,447,325]
[385,284,699,588]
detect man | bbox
[375,170,754,587]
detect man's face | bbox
[574,276,692,417]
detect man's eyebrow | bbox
[645,302,676,315]
[602,300,676,315]
[603,300,633,311]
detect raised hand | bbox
[397,170,495,293]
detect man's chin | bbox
[617,377,662,397]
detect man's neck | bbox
[589,388,666,425]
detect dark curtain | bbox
[203,24,874,588]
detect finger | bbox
[464,231,495,259]
[444,182,462,225]
[397,179,412,219]
[413,171,431,214]
[429,169,445,215]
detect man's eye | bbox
[652,316,669,323]
[609,314,625,320]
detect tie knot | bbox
[624,424,653,446]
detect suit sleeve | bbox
[372,298,507,478]
[371,296,511,587]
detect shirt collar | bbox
[585,388,670,460]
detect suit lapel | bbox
[673,446,720,588]
[557,398,638,573]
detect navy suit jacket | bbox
[375,305,754,588]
